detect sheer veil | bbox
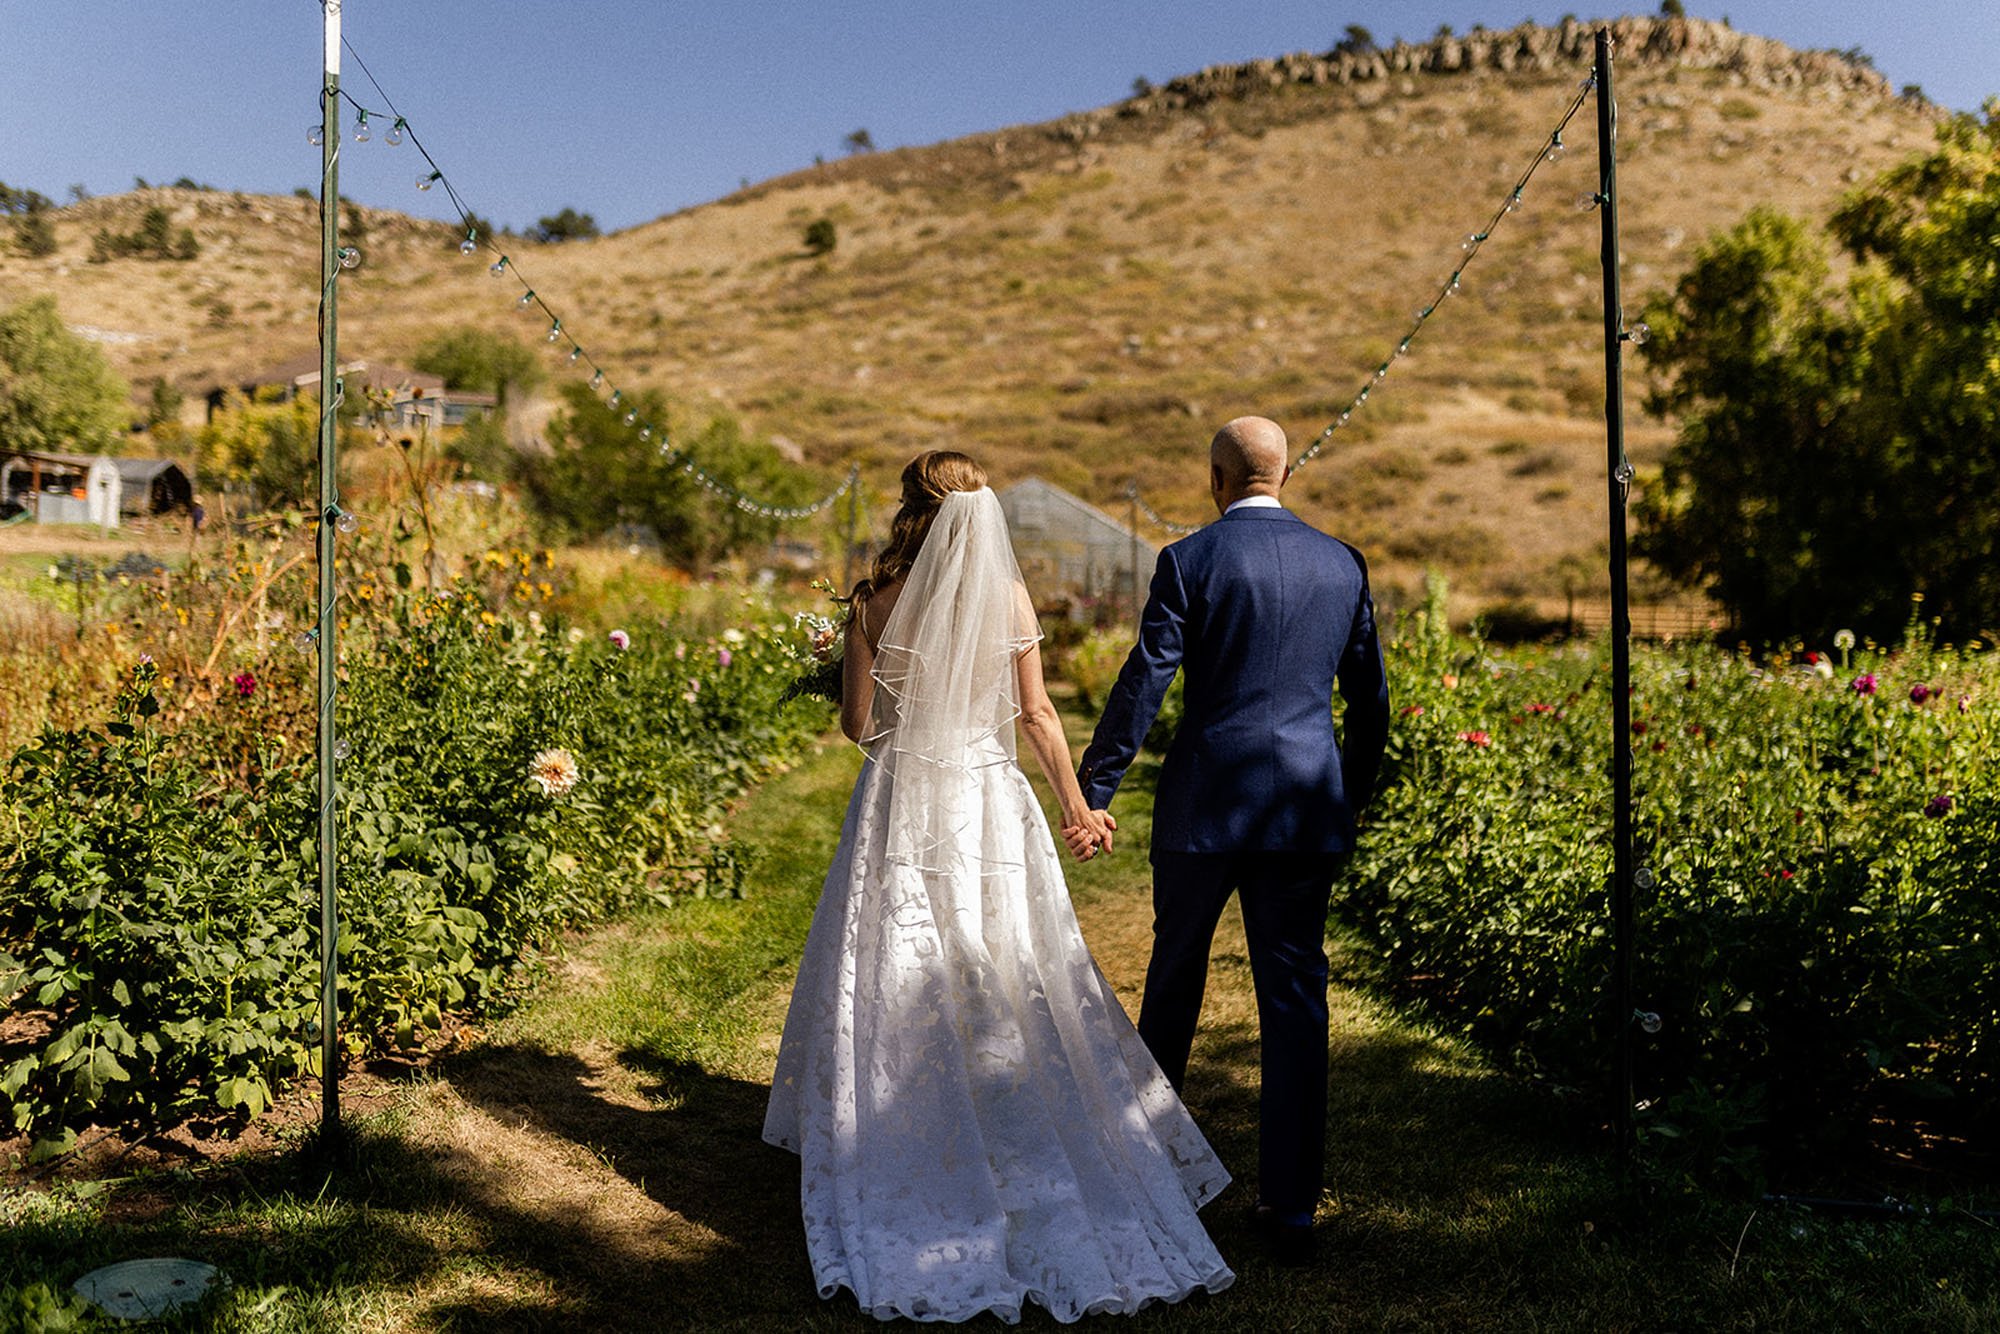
[860,486,1040,874]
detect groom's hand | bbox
[1091,810,1116,856]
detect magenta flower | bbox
[1909,682,1932,704]
[1850,673,1878,695]
[1924,794,1953,819]
[608,629,631,651]
[717,648,733,669]
[1455,730,1491,748]
[231,670,256,698]
[1959,695,1972,714]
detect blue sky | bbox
[1,3,1991,235]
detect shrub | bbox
[803,217,837,255]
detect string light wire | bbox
[315,19,857,521]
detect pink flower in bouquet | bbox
[1456,730,1491,748]
[1909,682,1931,704]
[810,625,837,662]
[717,648,733,669]
[1850,673,1878,695]
[232,670,256,698]
[1924,794,1953,819]
[609,629,631,651]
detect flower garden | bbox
[0,528,825,1162]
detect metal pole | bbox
[1594,29,1637,1170]
[316,0,344,1151]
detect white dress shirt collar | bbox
[1224,495,1285,515]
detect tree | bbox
[843,128,875,156]
[1659,0,1687,18]
[0,296,130,455]
[802,217,837,255]
[530,207,600,243]
[1334,24,1377,56]
[12,212,56,258]
[1636,107,2000,642]
[522,383,814,567]
[196,389,321,510]
[412,327,542,409]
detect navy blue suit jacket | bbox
[1077,506,1389,855]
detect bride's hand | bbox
[1061,810,1115,862]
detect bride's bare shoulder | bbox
[857,579,903,648]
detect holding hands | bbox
[1060,809,1118,862]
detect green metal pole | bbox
[1594,28,1637,1171]
[316,0,343,1150]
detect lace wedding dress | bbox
[763,488,1233,1323]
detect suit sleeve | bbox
[1336,546,1390,815]
[1076,544,1188,811]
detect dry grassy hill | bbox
[0,15,1945,610]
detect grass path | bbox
[5,707,1997,1330]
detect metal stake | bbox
[1594,28,1637,1170]
[315,0,344,1153]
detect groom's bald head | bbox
[1210,416,1289,507]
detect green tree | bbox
[196,389,321,510]
[1659,0,1687,18]
[0,296,130,455]
[530,207,600,243]
[522,383,812,567]
[412,327,542,409]
[843,128,875,155]
[802,217,837,255]
[12,211,56,257]
[1637,106,2000,641]
[1335,24,1377,55]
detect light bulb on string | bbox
[335,509,359,534]
[459,232,478,257]
[1448,270,1462,295]
[418,171,440,192]
[589,370,604,389]
[308,124,325,146]
[1462,232,1487,250]
[1546,132,1565,163]
[334,738,353,762]
[517,289,535,308]
[1623,321,1651,346]
[384,119,405,146]
[489,256,509,277]
[1506,189,1523,213]
[568,346,582,363]
[623,409,638,425]
[1373,363,1389,381]
[353,112,371,143]
[608,390,622,408]
[639,425,652,440]
[547,319,563,343]
[337,246,361,270]
[295,629,320,656]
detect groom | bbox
[1078,415,1388,1264]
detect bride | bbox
[763,451,1234,1322]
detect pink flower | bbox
[1924,794,1953,819]
[717,648,733,669]
[231,670,256,698]
[1909,682,1932,704]
[1400,704,1424,717]
[1456,730,1491,748]
[1527,702,1556,715]
[674,643,687,661]
[608,629,631,651]
[1850,673,1878,695]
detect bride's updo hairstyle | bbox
[848,450,988,610]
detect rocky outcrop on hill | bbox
[1056,16,1893,141]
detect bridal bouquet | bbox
[780,580,845,704]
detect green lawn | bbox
[3,706,1997,1331]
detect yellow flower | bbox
[480,611,498,626]
[537,581,553,598]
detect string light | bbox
[336,246,360,270]
[308,124,324,147]
[327,75,863,528]
[1290,75,1594,471]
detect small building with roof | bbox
[998,477,1157,611]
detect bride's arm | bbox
[1014,597,1115,860]
[839,596,878,742]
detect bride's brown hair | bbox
[847,450,988,611]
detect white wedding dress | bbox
[763,488,1233,1323]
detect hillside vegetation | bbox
[0,16,1943,608]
